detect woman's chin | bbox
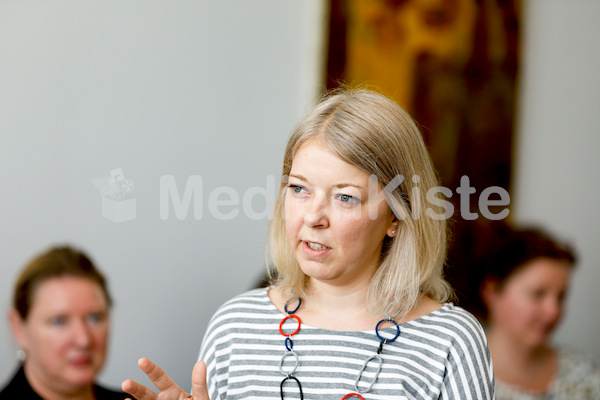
[64,367,99,387]
[298,262,334,281]
[522,332,551,350]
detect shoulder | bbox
[93,383,127,400]
[200,288,280,351]
[0,366,42,400]
[495,349,600,399]
[406,303,488,345]
[554,348,600,389]
[558,347,599,370]
[208,287,277,322]
[414,305,494,398]
[401,303,493,377]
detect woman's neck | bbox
[486,328,556,393]
[487,328,550,365]
[304,280,378,330]
[24,362,95,400]
[269,279,376,331]
[306,278,370,310]
[270,279,441,331]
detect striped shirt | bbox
[198,288,494,400]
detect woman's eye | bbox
[530,289,545,300]
[50,316,67,326]
[336,193,360,204]
[86,312,105,325]
[558,291,567,304]
[288,184,307,194]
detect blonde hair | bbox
[268,88,453,317]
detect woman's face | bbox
[284,140,397,289]
[485,258,572,349]
[13,276,110,392]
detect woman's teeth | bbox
[307,242,327,251]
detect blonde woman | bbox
[123,89,494,399]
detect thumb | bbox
[191,360,209,400]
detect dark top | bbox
[0,366,125,400]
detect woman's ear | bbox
[387,218,400,238]
[480,278,500,308]
[8,309,29,351]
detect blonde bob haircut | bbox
[268,88,454,317]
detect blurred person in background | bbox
[479,227,600,399]
[0,246,124,400]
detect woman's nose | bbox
[303,196,329,228]
[72,320,92,347]
[542,296,563,323]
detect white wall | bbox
[513,0,600,358]
[0,0,327,390]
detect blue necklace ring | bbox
[284,297,302,315]
[375,318,400,343]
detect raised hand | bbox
[122,357,209,400]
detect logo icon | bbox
[93,168,136,222]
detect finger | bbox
[138,357,181,392]
[121,378,157,400]
[191,361,209,400]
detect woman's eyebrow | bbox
[288,173,307,182]
[289,174,365,190]
[334,183,364,190]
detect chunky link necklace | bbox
[278,297,401,400]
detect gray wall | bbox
[513,0,600,359]
[0,0,326,390]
